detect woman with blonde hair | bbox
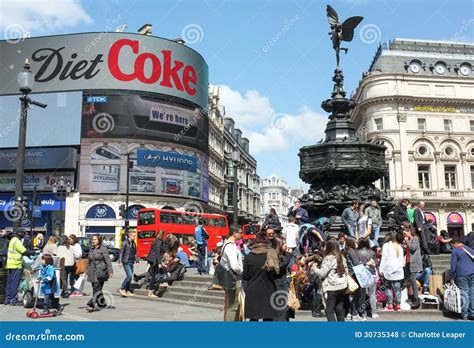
[42,236,58,256]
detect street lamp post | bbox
[52,176,71,235]
[231,149,240,226]
[13,59,47,233]
[121,152,133,232]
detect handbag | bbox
[429,274,444,296]
[353,264,375,288]
[73,274,86,292]
[75,259,88,275]
[345,274,359,294]
[288,279,301,311]
[93,249,109,282]
[212,243,238,290]
[443,283,461,313]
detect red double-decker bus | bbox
[136,208,229,259]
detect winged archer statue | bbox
[326,5,363,68]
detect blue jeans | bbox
[456,274,474,318]
[385,279,402,306]
[370,224,380,247]
[346,225,356,238]
[416,267,432,291]
[121,263,134,291]
[197,245,207,274]
[44,293,53,311]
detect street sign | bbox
[32,206,41,218]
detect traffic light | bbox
[119,204,125,218]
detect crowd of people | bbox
[1,196,473,321]
[215,199,474,321]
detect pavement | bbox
[1,262,460,322]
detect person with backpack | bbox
[450,237,474,320]
[219,225,243,321]
[194,219,209,275]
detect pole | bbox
[30,187,36,235]
[13,95,29,232]
[60,188,64,236]
[232,160,238,225]
[125,152,130,232]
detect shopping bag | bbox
[73,274,86,293]
[429,274,444,296]
[443,283,461,313]
[353,264,375,288]
[75,259,88,275]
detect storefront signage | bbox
[447,212,463,225]
[86,204,116,219]
[0,147,77,171]
[0,172,74,192]
[413,105,474,113]
[0,194,64,211]
[0,33,208,108]
[137,149,198,172]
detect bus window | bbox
[171,213,182,224]
[160,212,171,224]
[138,231,156,239]
[173,233,194,246]
[183,215,195,225]
[218,217,227,227]
[209,218,217,227]
[138,211,155,225]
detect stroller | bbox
[20,254,61,309]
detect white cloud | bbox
[0,0,93,35]
[217,84,275,127]
[217,85,327,154]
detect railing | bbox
[388,189,473,200]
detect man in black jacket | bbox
[393,199,409,226]
[287,199,309,225]
[118,230,138,297]
[414,201,431,255]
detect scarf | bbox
[251,242,280,274]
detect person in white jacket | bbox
[57,235,76,297]
[220,225,243,321]
[379,231,406,311]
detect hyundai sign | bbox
[0,33,209,108]
[137,149,198,172]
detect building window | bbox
[444,166,457,189]
[471,166,474,189]
[444,119,452,132]
[417,118,426,131]
[227,183,234,206]
[374,118,383,131]
[470,120,474,132]
[418,165,431,189]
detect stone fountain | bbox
[298,5,392,219]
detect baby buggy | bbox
[20,254,61,309]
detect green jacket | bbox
[407,208,415,224]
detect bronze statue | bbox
[326,4,363,68]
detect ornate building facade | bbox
[352,38,474,236]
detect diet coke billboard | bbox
[0,32,208,108]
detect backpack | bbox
[201,226,210,240]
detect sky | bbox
[0,0,473,189]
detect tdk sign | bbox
[86,96,108,104]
